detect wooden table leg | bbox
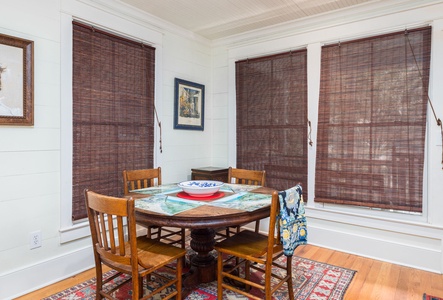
[183,228,216,286]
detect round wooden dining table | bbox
[132,186,275,287]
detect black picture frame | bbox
[174,78,204,131]
[0,33,34,126]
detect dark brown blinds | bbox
[315,27,431,212]
[72,21,155,221]
[236,50,308,192]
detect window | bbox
[72,21,155,221]
[235,50,308,192]
[315,27,431,212]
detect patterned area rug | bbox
[43,255,355,300]
[424,294,443,300]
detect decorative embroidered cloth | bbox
[278,184,308,256]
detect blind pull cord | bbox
[308,120,313,146]
[405,30,443,169]
[154,105,163,153]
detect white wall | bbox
[0,0,215,299]
[1,0,443,299]
[213,0,443,274]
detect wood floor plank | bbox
[370,261,399,300]
[344,256,373,299]
[357,259,383,299]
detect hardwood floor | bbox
[16,244,443,299]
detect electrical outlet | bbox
[29,231,42,249]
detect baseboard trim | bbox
[1,226,149,300]
[0,246,94,300]
[308,224,443,274]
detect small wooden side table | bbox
[191,166,229,183]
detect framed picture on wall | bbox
[174,78,204,131]
[0,33,34,126]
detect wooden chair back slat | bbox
[228,167,266,186]
[123,168,162,195]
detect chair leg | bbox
[245,260,251,292]
[147,226,153,239]
[95,263,103,300]
[132,274,140,299]
[138,275,144,299]
[217,252,224,299]
[287,256,295,300]
[254,220,260,233]
[265,264,272,300]
[176,255,183,300]
[157,227,162,240]
[180,228,186,249]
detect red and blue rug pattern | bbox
[44,255,355,300]
[423,294,443,300]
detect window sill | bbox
[59,221,91,244]
[305,206,443,239]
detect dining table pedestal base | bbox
[183,228,217,286]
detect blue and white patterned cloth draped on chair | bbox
[278,184,307,256]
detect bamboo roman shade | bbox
[236,50,308,192]
[315,27,431,212]
[72,21,155,221]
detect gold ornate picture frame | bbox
[0,33,34,125]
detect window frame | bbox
[59,14,163,242]
[235,49,309,192]
[314,27,431,216]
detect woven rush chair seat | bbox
[85,189,186,300]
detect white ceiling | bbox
[119,0,383,40]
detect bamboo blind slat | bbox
[235,50,308,192]
[72,21,155,221]
[315,27,431,212]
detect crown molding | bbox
[213,0,443,47]
[76,0,212,46]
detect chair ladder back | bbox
[228,167,266,186]
[122,168,162,195]
[86,190,131,262]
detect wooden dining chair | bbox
[122,167,186,249]
[215,184,307,300]
[216,167,266,239]
[84,189,186,300]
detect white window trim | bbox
[59,12,163,243]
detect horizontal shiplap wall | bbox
[0,1,68,298]
[0,0,214,298]
[159,32,214,184]
[0,0,62,274]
